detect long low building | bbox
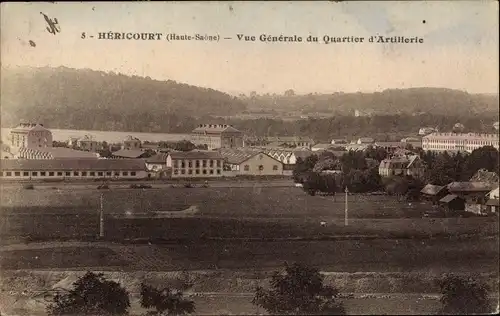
[166,150,225,178]
[422,132,499,152]
[0,159,148,180]
[219,149,283,176]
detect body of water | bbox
[1,128,191,144]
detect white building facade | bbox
[9,123,53,149]
[422,132,499,153]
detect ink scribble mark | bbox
[40,12,60,35]
[29,40,36,47]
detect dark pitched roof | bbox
[0,159,146,171]
[485,199,499,206]
[439,194,460,203]
[146,153,169,164]
[18,147,100,159]
[447,182,496,193]
[219,149,281,165]
[420,184,446,196]
[112,149,147,158]
[168,150,223,160]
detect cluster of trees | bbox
[2,67,498,142]
[241,88,498,117]
[47,265,495,315]
[294,146,499,197]
[1,66,246,131]
[419,146,499,185]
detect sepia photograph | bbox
[0,1,499,315]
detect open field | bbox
[1,238,498,274]
[1,186,497,242]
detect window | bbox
[181,161,185,168]
[244,165,249,171]
[131,172,136,176]
[90,172,96,176]
[217,160,221,167]
[196,160,200,168]
[82,172,88,176]
[209,170,214,174]
[209,160,214,167]
[188,170,193,175]
[32,172,38,177]
[188,161,192,168]
[174,170,178,175]
[114,172,120,176]
[23,172,29,176]
[104,171,110,176]
[74,171,79,176]
[6,171,12,176]
[122,171,128,176]
[202,160,207,167]
[259,165,264,171]
[217,169,221,174]
[196,170,200,174]
[48,172,54,176]
[65,172,71,176]
[40,171,46,176]
[181,170,186,174]
[273,165,278,171]
[57,172,63,176]
[203,170,207,174]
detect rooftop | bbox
[423,132,499,140]
[146,153,169,164]
[192,124,242,134]
[0,158,147,171]
[112,149,147,159]
[11,123,50,133]
[219,149,280,165]
[17,147,99,159]
[469,169,499,184]
[266,136,314,143]
[421,184,446,196]
[168,150,224,160]
[439,194,460,203]
[447,182,497,193]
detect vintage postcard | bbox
[0,1,499,315]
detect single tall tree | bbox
[47,272,130,316]
[253,262,345,315]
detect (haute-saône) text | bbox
[81,32,424,44]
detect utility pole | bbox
[344,187,349,226]
[99,193,104,238]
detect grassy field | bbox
[1,186,498,242]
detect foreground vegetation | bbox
[41,264,498,315]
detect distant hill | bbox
[1,66,247,132]
[242,88,499,116]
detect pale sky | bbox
[1,1,498,95]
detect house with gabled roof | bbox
[420,184,449,204]
[447,181,498,215]
[219,149,283,176]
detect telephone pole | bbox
[99,193,104,238]
[344,187,349,226]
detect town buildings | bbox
[446,181,497,214]
[112,149,150,159]
[356,137,374,145]
[9,123,53,149]
[191,124,244,150]
[219,149,283,176]
[122,136,142,150]
[378,154,425,178]
[420,184,449,204]
[0,159,148,180]
[76,135,100,152]
[486,187,499,213]
[422,132,499,153]
[400,137,423,149]
[418,127,438,136]
[166,150,225,178]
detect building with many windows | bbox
[219,149,283,176]
[9,123,53,150]
[378,154,425,178]
[0,159,148,180]
[166,150,225,178]
[191,124,244,150]
[422,132,499,153]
